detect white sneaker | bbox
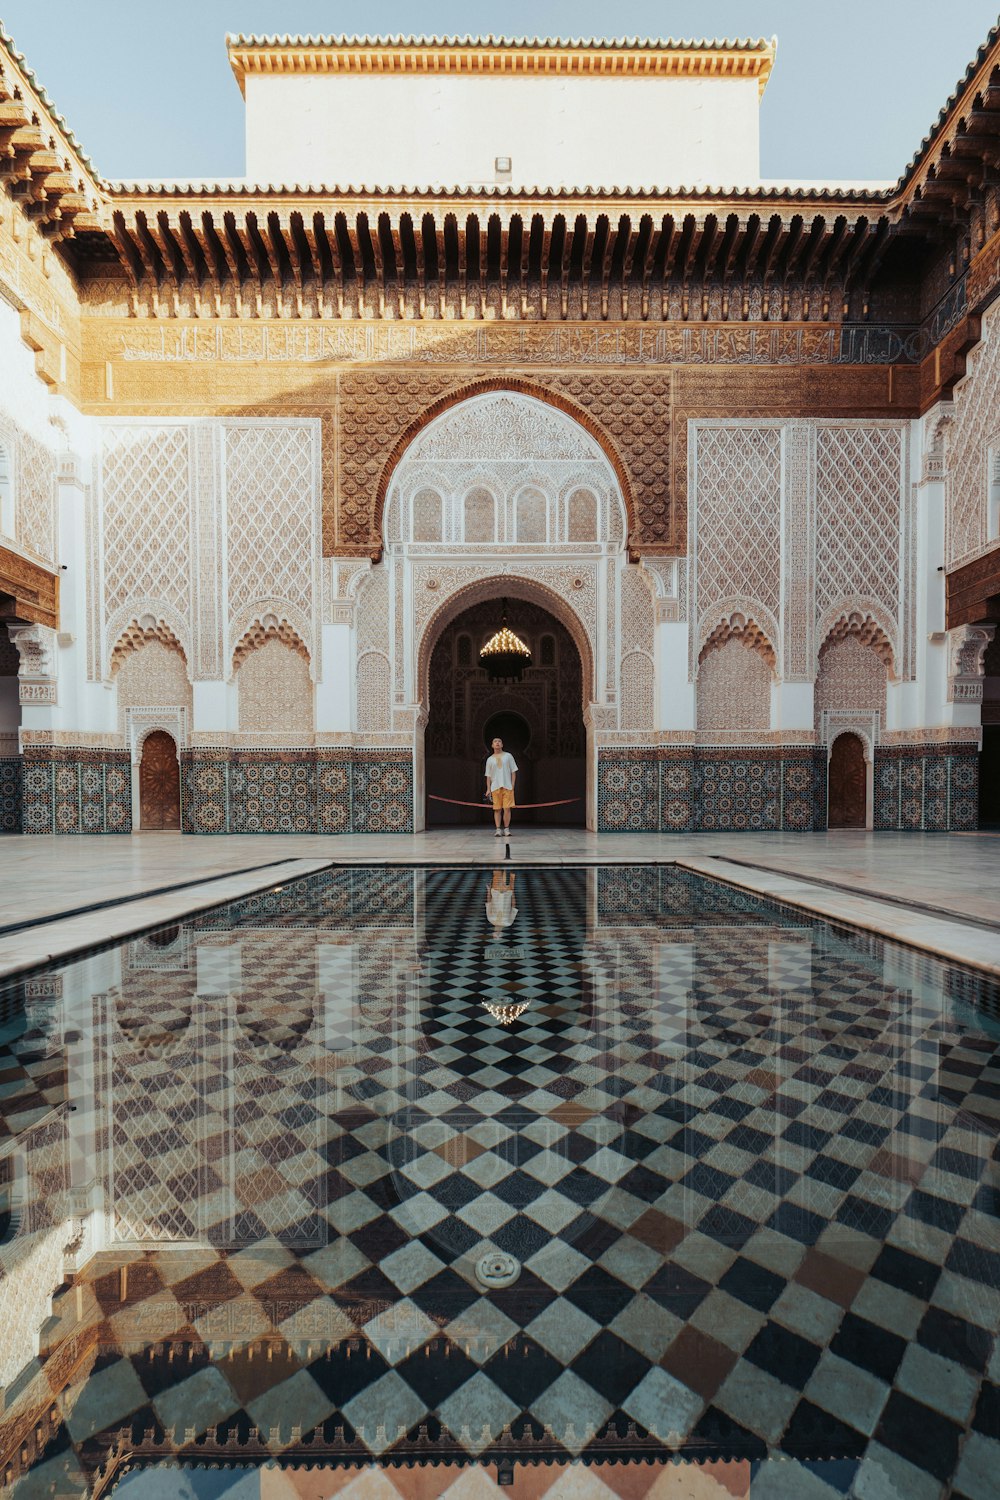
[494,828,502,837]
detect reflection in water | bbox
[481,999,531,1025]
[0,866,998,1498]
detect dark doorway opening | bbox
[426,597,585,827]
[139,730,181,831]
[980,726,1000,828]
[827,732,867,829]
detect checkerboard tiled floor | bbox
[2,866,1000,1500]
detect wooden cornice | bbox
[6,17,1000,351]
[92,199,897,325]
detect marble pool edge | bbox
[0,853,997,984]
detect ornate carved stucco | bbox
[949,300,1000,566]
[337,372,671,556]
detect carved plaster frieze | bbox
[921,404,953,483]
[584,703,618,732]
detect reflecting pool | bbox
[0,866,998,1498]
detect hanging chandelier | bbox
[479,599,532,682]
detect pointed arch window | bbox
[464,487,496,543]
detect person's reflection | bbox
[485,869,517,940]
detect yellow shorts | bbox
[491,788,515,809]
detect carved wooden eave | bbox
[0,23,103,238]
[0,543,59,630]
[92,190,899,324]
[893,22,1000,229]
[946,542,1000,629]
[6,19,1000,343]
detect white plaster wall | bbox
[244,73,761,189]
[0,304,112,738]
[0,299,52,442]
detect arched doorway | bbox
[828,732,867,829]
[139,730,181,831]
[425,596,586,826]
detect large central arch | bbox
[352,388,655,831]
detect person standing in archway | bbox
[485,736,518,837]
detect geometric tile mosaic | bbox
[19,749,131,835]
[180,750,414,835]
[597,749,827,833]
[7,744,984,835]
[0,755,22,833]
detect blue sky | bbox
[1,1,997,183]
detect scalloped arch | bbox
[698,609,778,672]
[110,617,189,676]
[232,615,311,672]
[817,607,897,678]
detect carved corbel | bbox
[8,621,58,704]
[922,403,954,482]
[583,701,617,732]
[946,623,996,702]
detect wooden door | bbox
[139,731,180,830]
[828,733,866,829]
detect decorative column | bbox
[584,701,617,832]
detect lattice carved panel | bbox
[16,429,57,564]
[356,568,391,655]
[358,651,392,734]
[815,635,887,732]
[225,423,318,654]
[815,425,904,633]
[949,302,1000,565]
[237,638,314,733]
[100,425,192,635]
[620,651,655,731]
[697,637,771,734]
[620,565,655,655]
[692,423,782,651]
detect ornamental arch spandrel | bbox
[340,372,667,559]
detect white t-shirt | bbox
[485,751,518,791]
[486,889,518,928]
